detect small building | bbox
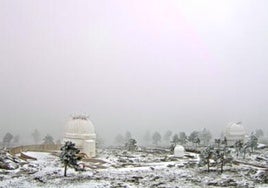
[63,114,96,157]
[224,122,246,146]
[174,145,185,157]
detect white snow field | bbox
[1,148,268,187]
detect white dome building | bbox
[174,145,185,157]
[63,114,96,157]
[224,122,246,146]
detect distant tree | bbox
[152,132,161,145]
[96,134,105,148]
[124,131,132,142]
[188,131,199,142]
[199,128,212,145]
[234,140,243,157]
[241,133,258,159]
[248,133,258,152]
[171,134,180,145]
[179,132,187,145]
[170,134,180,153]
[125,138,138,151]
[56,139,61,145]
[3,132,13,147]
[32,129,41,144]
[222,137,227,146]
[43,134,55,145]
[188,131,200,146]
[242,145,250,159]
[13,135,20,146]
[255,129,264,138]
[163,130,172,144]
[115,134,124,146]
[60,141,83,177]
[143,130,151,145]
[214,138,221,147]
[193,137,200,146]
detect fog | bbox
[0,1,268,144]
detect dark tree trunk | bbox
[207,158,210,172]
[64,163,67,177]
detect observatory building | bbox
[224,122,246,146]
[174,145,185,158]
[63,114,96,157]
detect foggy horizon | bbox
[1,1,268,143]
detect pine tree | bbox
[248,133,258,152]
[213,147,232,173]
[234,140,243,157]
[124,131,132,143]
[199,128,212,145]
[163,130,172,144]
[143,131,151,146]
[188,131,200,146]
[179,132,187,145]
[125,138,138,151]
[171,134,180,145]
[32,129,41,144]
[60,141,82,176]
[43,134,55,145]
[3,132,13,147]
[152,132,161,145]
[199,145,214,172]
[114,134,124,146]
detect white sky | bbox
[0,0,268,142]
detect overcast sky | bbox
[0,0,268,142]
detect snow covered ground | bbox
[1,149,268,187]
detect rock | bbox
[0,149,23,170]
[33,176,45,183]
[253,169,268,183]
[167,164,175,168]
[0,160,19,170]
[152,182,165,187]
[151,176,160,181]
[220,179,237,187]
[127,176,143,184]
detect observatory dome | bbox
[63,114,96,157]
[224,122,246,145]
[65,115,96,139]
[174,145,185,157]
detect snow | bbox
[0,148,268,187]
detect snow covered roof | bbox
[225,122,246,136]
[65,114,95,136]
[174,145,185,157]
